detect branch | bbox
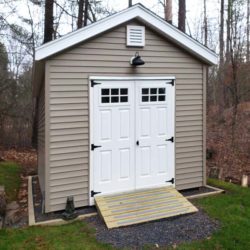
[54,0,77,19]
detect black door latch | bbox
[91,144,102,151]
[166,178,175,184]
[166,136,174,143]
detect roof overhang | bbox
[35,4,218,65]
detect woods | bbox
[0,0,249,183]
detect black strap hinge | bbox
[91,144,102,151]
[91,80,101,87]
[166,178,175,184]
[91,190,101,197]
[166,80,175,86]
[166,136,174,143]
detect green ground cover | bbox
[0,168,250,250]
[0,161,21,202]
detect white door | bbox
[91,78,175,197]
[93,81,135,195]
[135,80,175,189]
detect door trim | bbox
[89,76,176,81]
[89,76,176,205]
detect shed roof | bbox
[33,4,218,97]
[35,4,217,65]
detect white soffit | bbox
[35,4,218,65]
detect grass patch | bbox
[0,179,250,249]
[173,179,250,250]
[0,221,112,250]
[0,161,21,202]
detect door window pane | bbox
[111,88,119,95]
[102,97,110,103]
[150,88,157,94]
[120,88,128,95]
[102,89,109,95]
[142,96,149,102]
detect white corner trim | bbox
[35,5,217,65]
[28,176,36,226]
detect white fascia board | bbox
[35,4,218,65]
[35,6,140,61]
[135,8,218,65]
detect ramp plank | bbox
[95,186,198,229]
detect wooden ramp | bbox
[95,186,198,229]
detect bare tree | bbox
[44,0,54,43]
[247,0,249,62]
[77,0,84,29]
[83,0,88,26]
[165,0,172,24]
[226,0,232,62]
[203,0,208,46]
[178,0,186,32]
[219,0,225,65]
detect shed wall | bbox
[37,84,45,194]
[45,21,206,212]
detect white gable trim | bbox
[35,4,217,65]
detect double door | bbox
[92,79,175,196]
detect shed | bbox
[33,4,217,213]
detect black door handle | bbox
[136,140,139,146]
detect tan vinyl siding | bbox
[37,84,45,194]
[45,20,205,212]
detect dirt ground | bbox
[207,103,250,184]
[0,147,37,227]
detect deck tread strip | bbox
[101,198,191,216]
[95,186,198,229]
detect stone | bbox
[0,217,3,229]
[209,167,219,179]
[4,209,22,226]
[6,201,19,211]
[0,186,6,216]
[241,175,248,187]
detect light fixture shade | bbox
[130,52,145,66]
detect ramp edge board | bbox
[95,186,198,229]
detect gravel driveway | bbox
[85,210,219,249]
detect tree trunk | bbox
[77,0,84,29]
[129,0,132,7]
[219,0,224,65]
[43,0,54,44]
[165,0,172,24]
[226,0,232,62]
[178,0,186,32]
[218,0,225,112]
[203,0,208,46]
[83,0,88,26]
[247,0,250,62]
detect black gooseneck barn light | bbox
[130,52,145,66]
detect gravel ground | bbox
[180,186,215,197]
[85,210,219,249]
